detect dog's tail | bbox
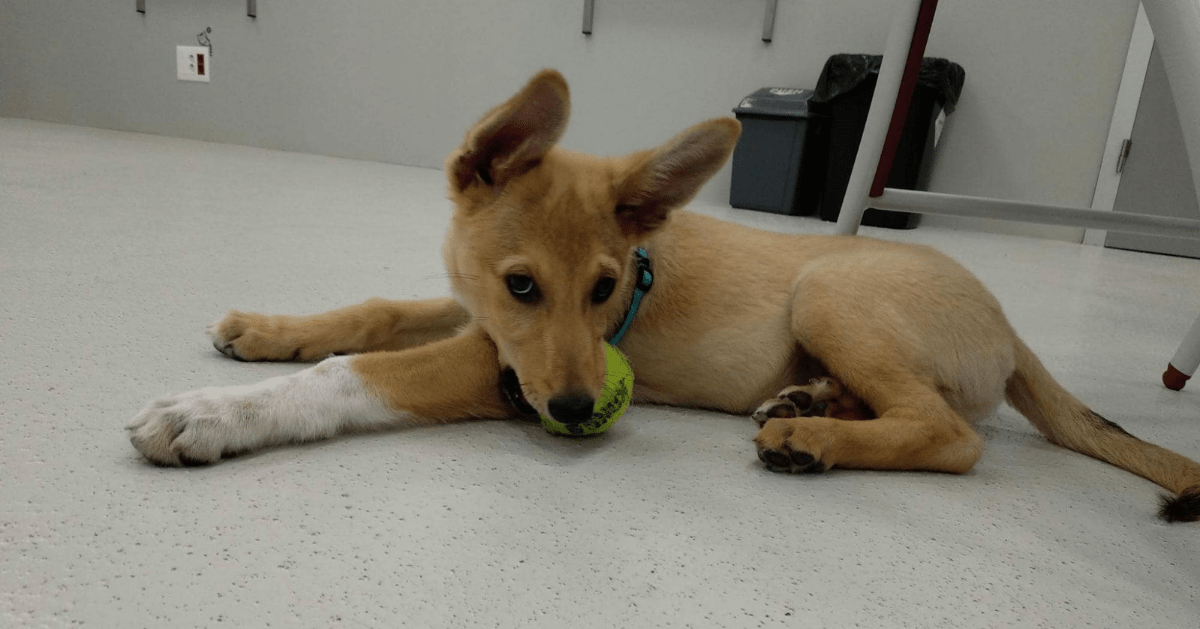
[1005,337,1200,522]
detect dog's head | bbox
[443,69,739,425]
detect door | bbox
[1105,43,1200,258]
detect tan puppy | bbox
[127,70,1200,522]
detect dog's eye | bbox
[505,274,539,302]
[592,277,616,304]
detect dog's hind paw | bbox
[750,380,841,428]
[756,446,827,474]
[750,378,872,428]
[750,397,801,428]
[753,416,831,475]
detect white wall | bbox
[0,0,1138,241]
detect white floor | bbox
[2,118,1199,628]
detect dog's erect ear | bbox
[615,118,741,237]
[448,70,570,192]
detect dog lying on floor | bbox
[127,69,1200,522]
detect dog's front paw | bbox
[126,389,247,466]
[753,417,832,474]
[207,310,317,362]
[127,358,374,466]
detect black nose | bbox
[547,395,595,425]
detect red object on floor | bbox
[1163,363,1190,390]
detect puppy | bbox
[127,70,1200,522]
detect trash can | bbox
[810,54,965,229]
[729,88,829,215]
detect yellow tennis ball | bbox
[541,343,633,436]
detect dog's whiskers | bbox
[427,273,480,282]
[517,381,537,405]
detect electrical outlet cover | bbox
[176,46,210,82]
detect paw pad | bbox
[756,445,827,474]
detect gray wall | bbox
[1,1,1138,241]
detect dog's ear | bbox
[448,70,570,192]
[615,118,741,237]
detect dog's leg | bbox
[754,266,988,474]
[750,377,873,427]
[208,297,471,361]
[754,377,982,474]
[127,326,512,466]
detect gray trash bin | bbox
[729,87,828,215]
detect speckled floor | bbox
[2,118,1199,628]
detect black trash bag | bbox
[809,54,966,229]
[811,54,965,114]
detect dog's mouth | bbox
[500,367,538,417]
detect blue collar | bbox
[608,248,653,346]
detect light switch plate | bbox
[177,46,210,82]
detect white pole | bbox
[871,188,1200,239]
[834,0,925,235]
[1142,0,1200,386]
[1165,313,1200,389]
[1141,1,1200,228]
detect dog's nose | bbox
[547,395,595,425]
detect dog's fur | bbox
[127,70,1200,522]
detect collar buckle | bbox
[608,248,654,347]
[634,248,654,291]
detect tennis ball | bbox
[541,343,633,436]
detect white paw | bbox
[126,357,396,466]
[126,388,255,466]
